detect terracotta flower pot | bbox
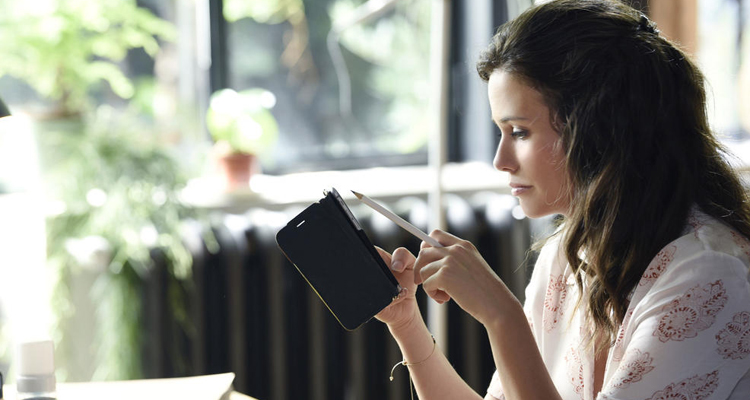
[216,152,260,190]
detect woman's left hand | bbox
[414,229,521,326]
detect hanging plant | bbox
[45,106,198,380]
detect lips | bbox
[509,183,532,196]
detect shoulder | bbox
[641,209,750,288]
[605,211,750,397]
[630,209,750,323]
[683,208,750,262]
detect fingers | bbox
[374,247,420,326]
[376,246,392,265]
[379,247,418,301]
[419,258,453,303]
[414,230,467,285]
[420,229,463,249]
[377,246,415,273]
[413,247,443,285]
[390,247,415,273]
[382,231,484,307]
[425,287,451,304]
[414,230,482,305]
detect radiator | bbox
[141,191,553,400]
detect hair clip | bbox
[638,14,659,35]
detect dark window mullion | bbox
[208,0,229,93]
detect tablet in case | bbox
[275,188,401,330]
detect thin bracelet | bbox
[390,335,437,382]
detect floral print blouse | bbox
[486,209,750,400]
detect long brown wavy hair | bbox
[477,0,750,343]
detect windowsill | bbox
[181,136,750,214]
[181,162,510,213]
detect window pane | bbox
[697,0,750,140]
[223,0,432,173]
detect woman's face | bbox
[488,70,571,218]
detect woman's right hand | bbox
[375,247,421,332]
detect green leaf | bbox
[0,0,175,111]
[86,62,135,99]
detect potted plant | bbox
[206,88,279,189]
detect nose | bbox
[493,135,517,173]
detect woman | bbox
[376,1,750,399]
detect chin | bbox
[522,211,548,219]
[517,203,558,219]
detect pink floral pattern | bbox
[486,211,750,400]
[543,274,568,332]
[609,349,654,389]
[640,245,677,287]
[646,370,719,400]
[731,231,750,260]
[716,311,750,360]
[564,346,584,398]
[612,309,635,362]
[654,280,727,342]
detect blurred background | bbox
[0,0,747,399]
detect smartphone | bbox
[276,188,401,330]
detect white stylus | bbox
[351,190,443,248]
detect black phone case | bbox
[275,188,401,330]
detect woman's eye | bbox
[511,129,528,138]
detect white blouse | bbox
[486,209,750,400]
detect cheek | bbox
[541,148,569,192]
[548,169,568,196]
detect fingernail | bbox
[398,287,408,298]
[392,261,403,272]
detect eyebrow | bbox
[498,116,530,123]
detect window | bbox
[215,0,434,173]
[649,0,750,164]
[695,0,750,141]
